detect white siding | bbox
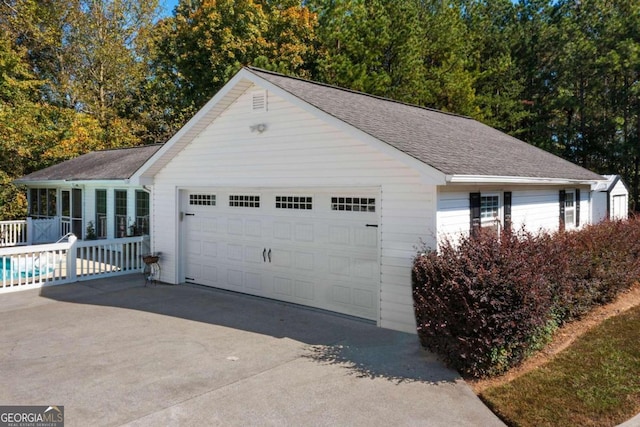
[609,180,629,220]
[591,191,608,223]
[152,84,439,333]
[437,185,593,242]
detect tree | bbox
[145,0,318,138]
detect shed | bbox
[592,174,629,221]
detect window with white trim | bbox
[480,195,500,221]
[564,190,576,226]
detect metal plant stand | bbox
[142,254,160,286]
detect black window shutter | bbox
[559,190,566,231]
[575,189,580,227]
[504,191,512,232]
[470,192,481,234]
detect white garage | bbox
[180,188,380,320]
[132,66,605,333]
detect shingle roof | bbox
[17,145,163,182]
[247,67,603,181]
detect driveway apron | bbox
[0,276,505,426]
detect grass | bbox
[480,305,640,427]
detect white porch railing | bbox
[0,235,150,293]
[0,217,68,246]
[0,220,28,247]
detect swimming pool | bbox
[1,257,55,280]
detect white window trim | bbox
[480,193,502,227]
[564,189,576,229]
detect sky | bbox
[159,0,179,17]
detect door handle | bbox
[263,248,266,262]
[268,249,272,263]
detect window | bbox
[189,194,216,206]
[28,188,56,218]
[114,190,127,237]
[480,194,500,224]
[470,192,511,234]
[95,190,107,239]
[564,191,575,225]
[275,196,312,210]
[135,191,150,235]
[559,189,580,229]
[229,195,260,208]
[480,195,500,221]
[331,197,376,212]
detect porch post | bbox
[66,234,78,282]
[26,217,33,245]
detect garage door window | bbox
[275,196,312,210]
[190,194,216,206]
[229,195,260,208]
[331,197,376,212]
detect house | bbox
[124,67,607,333]
[15,145,162,242]
[591,175,629,222]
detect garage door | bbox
[181,189,380,320]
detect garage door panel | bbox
[227,269,243,288]
[332,285,351,305]
[295,252,314,270]
[328,225,350,245]
[245,271,262,291]
[274,276,293,296]
[353,288,375,309]
[294,279,315,301]
[183,189,379,321]
[353,258,376,279]
[294,223,314,242]
[202,217,218,233]
[227,244,243,261]
[271,249,292,268]
[245,219,263,237]
[186,261,202,282]
[329,255,350,276]
[203,265,218,283]
[202,241,218,257]
[354,228,377,248]
[244,245,265,264]
[273,222,291,240]
[227,218,243,235]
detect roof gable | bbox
[16,145,163,183]
[136,67,604,184]
[246,68,602,182]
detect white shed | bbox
[127,67,608,333]
[592,175,629,221]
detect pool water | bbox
[1,257,47,280]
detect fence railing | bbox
[0,235,149,293]
[0,220,28,247]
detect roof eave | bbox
[14,178,136,186]
[446,174,605,186]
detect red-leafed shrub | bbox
[412,217,640,378]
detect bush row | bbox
[412,217,640,378]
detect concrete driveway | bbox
[0,276,504,426]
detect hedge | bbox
[412,217,640,378]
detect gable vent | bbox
[251,90,267,112]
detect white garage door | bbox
[181,189,380,320]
